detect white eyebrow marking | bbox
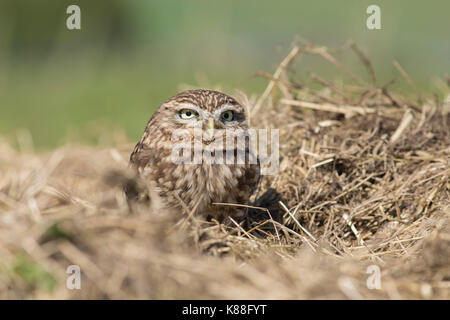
[213,104,240,119]
[175,103,211,120]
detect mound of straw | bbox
[0,41,449,299]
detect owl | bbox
[128,89,260,221]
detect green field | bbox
[0,0,449,148]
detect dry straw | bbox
[0,40,449,299]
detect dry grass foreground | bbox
[0,42,449,299]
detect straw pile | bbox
[0,41,449,299]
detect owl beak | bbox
[206,118,215,139]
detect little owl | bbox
[128,89,260,221]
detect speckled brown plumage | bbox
[128,89,260,220]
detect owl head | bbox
[132,89,255,170]
[155,89,248,142]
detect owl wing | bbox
[129,142,151,172]
[124,143,149,202]
[129,112,160,173]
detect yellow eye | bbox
[179,109,198,119]
[221,110,235,122]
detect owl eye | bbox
[179,109,198,120]
[221,110,235,122]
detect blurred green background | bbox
[0,0,449,149]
